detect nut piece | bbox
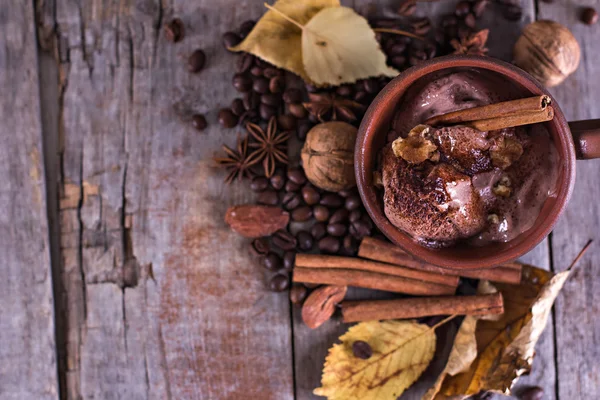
[487,213,500,224]
[490,137,523,169]
[392,124,438,164]
[301,285,347,329]
[493,176,513,198]
[225,205,289,238]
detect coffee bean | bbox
[165,18,185,43]
[261,93,281,107]
[311,222,327,240]
[263,252,282,270]
[283,251,296,270]
[187,50,206,73]
[455,1,471,17]
[269,76,285,93]
[472,0,489,17]
[345,195,361,211]
[285,180,301,192]
[257,190,279,206]
[243,91,260,110]
[390,56,407,69]
[301,185,320,205]
[353,91,368,103]
[582,7,598,25]
[272,230,297,250]
[259,103,277,120]
[191,114,207,131]
[236,53,254,73]
[313,205,330,222]
[270,174,286,190]
[342,235,358,255]
[282,192,302,210]
[233,73,253,92]
[329,209,349,224]
[277,114,297,131]
[222,31,241,48]
[352,340,373,359]
[503,4,522,21]
[411,17,431,35]
[518,387,544,400]
[287,168,307,185]
[250,176,269,192]
[253,77,270,94]
[319,236,341,253]
[371,17,401,29]
[288,103,308,119]
[320,194,344,208]
[388,42,407,56]
[409,49,428,66]
[239,19,256,37]
[250,238,270,256]
[349,209,362,223]
[239,110,259,126]
[351,219,372,239]
[290,284,308,304]
[297,120,312,141]
[464,13,476,28]
[397,0,416,16]
[363,78,379,94]
[218,108,238,128]
[283,88,303,104]
[255,58,269,68]
[292,206,313,222]
[297,231,314,251]
[336,85,353,97]
[264,67,282,78]
[305,83,318,93]
[250,66,264,77]
[338,189,355,197]
[230,98,245,117]
[327,223,347,237]
[269,274,289,292]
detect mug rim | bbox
[355,55,576,270]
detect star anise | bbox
[213,134,261,184]
[303,92,366,123]
[246,117,291,178]
[451,29,489,56]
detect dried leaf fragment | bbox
[392,124,438,164]
[302,285,347,329]
[225,204,289,238]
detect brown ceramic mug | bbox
[355,55,600,270]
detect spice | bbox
[225,205,289,238]
[303,93,365,123]
[301,285,347,329]
[246,117,291,178]
[451,29,489,55]
[213,135,261,183]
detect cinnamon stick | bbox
[465,106,554,132]
[358,237,522,284]
[425,95,551,126]
[294,254,459,287]
[341,293,504,323]
[292,267,456,296]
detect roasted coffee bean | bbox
[409,49,428,66]
[255,58,269,68]
[272,230,297,251]
[336,85,353,97]
[250,66,264,77]
[263,252,282,270]
[287,168,307,185]
[257,190,279,206]
[352,340,373,360]
[250,237,270,256]
[353,91,368,103]
[283,88,303,104]
[311,222,327,240]
[320,193,344,208]
[243,91,260,110]
[285,180,301,192]
[288,103,309,119]
[319,236,341,253]
[349,209,362,223]
[327,223,347,237]
[345,195,362,211]
[231,98,245,117]
[165,18,185,43]
[296,120,312,140]
[222,31,241,48]
[455,1,471,17]
[253,77,270,94]
[464,13,476,28]
[305,83,318,93]
[283,251,296,270]
[261,93,281,107]
[269,274,289,292]
[191,114,207,131]
[218,108,238,128]
[472,0,489,17]
[263,67,282,78]
[187,49,206,73]
[503,4,522,21]
[301,185,320,205]
[582,7,599,25]
[338,189,355,198]
[297,231,314,251]
[424,42,437,59]
[239,19,256,37]
[250,176,269,192]
[270,173,286,190]
[363,78,379,94]
[236,53,254,73]
[342,235,358,255]
[292,206,313,222]
[388,42,407,56]
[411,17,431,35]
[518,387,544,400]
[390,56,407,69]
[233,73,253,92]
[290,284,308,304]
[329,208,349,224]
[282,192,302,210]
[371,17,401,29]
[269,76,284,93]
[277,114,297,131]
[313,205,330,222]
[239,110,259,126]
[397,0,416,16]
[259,103,277,120]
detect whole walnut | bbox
[513,20,580,87]
[301,122,357,192]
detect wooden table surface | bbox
[2,1,598,399]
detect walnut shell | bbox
[513,20,580,87]
[301,122,357,192]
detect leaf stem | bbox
[264,3,305,30]
[373,27,425,42]
[566,239,594,271]
[431,314,459,331]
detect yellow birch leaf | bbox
[314,320,436,400]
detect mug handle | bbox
[569,119,600,159]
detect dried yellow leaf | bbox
[314,320,435,400]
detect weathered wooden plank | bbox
[37,0,294,398]
[537,2,600,399]
[0,3,58,399]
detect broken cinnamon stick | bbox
[294,254,459,287]
[425,95,551,126]
[292,267,456,296]
[341,293,504,323]
[358,237,522,284]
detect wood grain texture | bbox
[0,3,58,399]
[36,0,294,398]
[538,2,600,399]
